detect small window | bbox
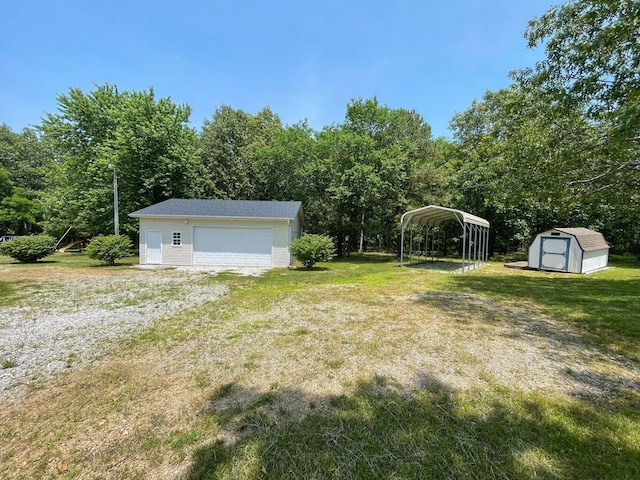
[172,231,182,246]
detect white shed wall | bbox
[567,237,582,273]
[138,217,293,267]
[528,231,609,273]
[289,214,302,263]
[527,236,541,268]
[582,249,609,273]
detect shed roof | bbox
[129,199,302,221]
[401,205,490,228]
[548,227,609,252]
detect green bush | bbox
[290,233,336,269]
[86,235,133,266]
[0,235,56,263]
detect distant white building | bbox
[528,227,610,274]
[129,199,303,268]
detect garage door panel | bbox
[194,227,272,266]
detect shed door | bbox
[146,231,162,264]
[539,237,570,272]
[193,227,272,266]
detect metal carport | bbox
[400,205,490,272]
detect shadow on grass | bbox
[334,253,397,264]
[449,273,640,342]
[288,266,331,272]
[405,259,463,272]
[185,375,640,479]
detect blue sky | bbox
[1,1,556,138]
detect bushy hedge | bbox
[0,235,56,263]
[86,235,133,266]
[290,233,336,269]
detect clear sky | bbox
[1,0,557,138]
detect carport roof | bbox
[401,205,490,228]
[129,199,303,220]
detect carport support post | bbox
[409,225,414,265]
[484,227,489,263]
[474,225,478,268]
[467,224,473,272]
[480,226,484,265]
[400,221,405,266]
[484,226,488,264]
[461,222,467,272]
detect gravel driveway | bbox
[0,268,229,401]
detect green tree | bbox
[338,98,441,253]
[523,0,640,204]
[0,125,51,234]
[40,84,206,237]
[200,106,283,199]
[525,0,640,142]
[253,121,317,202]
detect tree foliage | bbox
[40,84,206,237]
[4,2,640,261]
[0,125,51,234]
[200,106,283,199]
[523,0,640,201]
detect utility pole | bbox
[108,164,119,235]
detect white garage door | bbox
[193,227,273,266]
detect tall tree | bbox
[40,84,205,237]
[0,125,51,234]
[523,0,640,190]
[199,106,283,199]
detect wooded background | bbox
[1,0,638,255]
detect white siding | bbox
[138,217,293,267]
[289,214,302,263]
[527,236,541,269]
[528,230,609,274]
[567,237,582,273]
[582,249,609,273]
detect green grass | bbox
[451,255,640,359]
[0,251,139,268]
[187,377,640,479]
[179,254,640,479]
[2,252,639,479]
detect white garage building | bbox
[129,199,303,268]
[528,227,610,274]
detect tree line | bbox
[1,0,638,255]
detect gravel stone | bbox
[0,270,228,401]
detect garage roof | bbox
[401,205,490,228]
[129,199,303,220]
[550,228,610,252]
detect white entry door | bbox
[146,231,162,264]
[193,227,272,266]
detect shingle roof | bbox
[129,199,303,220]
[552,227,610,252]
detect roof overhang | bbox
[401,205,490,229]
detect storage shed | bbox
[528,227,610,274]
[129,199,303,268]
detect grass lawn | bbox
[0,253,639,479]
